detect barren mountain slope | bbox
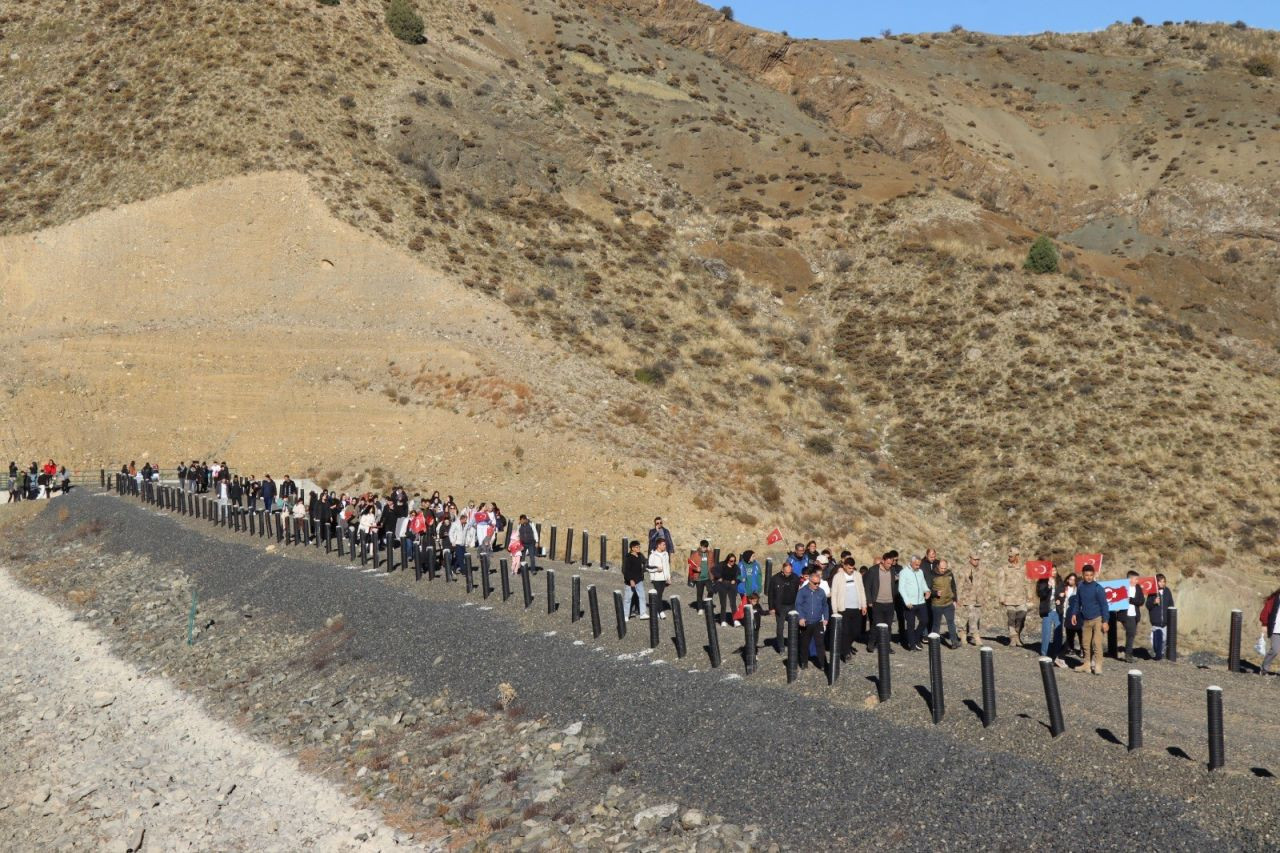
[2,0,1280,628]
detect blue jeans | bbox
[623,581,648,618]
[1040,610,1063,658]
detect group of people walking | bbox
[111,458,1213,679]
[7,460,69,501]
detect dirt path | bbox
[0,565,430,852]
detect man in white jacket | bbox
[647,538,672,619]
[829,557,866,661]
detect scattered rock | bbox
[633,802,678,832]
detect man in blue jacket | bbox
[794,567,829,673]
[1067,564,1110,675]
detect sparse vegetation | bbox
[1243,56,1274,78]
[718,5,734,21]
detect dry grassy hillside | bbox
[3,0,1280,638]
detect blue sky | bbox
[723,1,1279,39]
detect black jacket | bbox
[519,521,536,547]
[1146,588,1174,627]
[1128,586,1144,624]
[768,571,801,611]
[623,552,647,584]
[1037,578,1065,617]
[863,567,899,606]
[712,560,739,584]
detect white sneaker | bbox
[659,612,667,619]
[637,613,649,619]
[1054,658,1068,669]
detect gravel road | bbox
[0,558,425,852]
[26,491,1280,850]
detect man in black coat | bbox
[622,540,649,619]
[260,476,277,513]
[767,560,802,654]
[864,552,900,653]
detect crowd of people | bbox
[7,460,70,501]
[111,458,1211,680]
[628,521,1183,679]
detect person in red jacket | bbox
[1261,588,1280,675]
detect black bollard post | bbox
[423,544,435,577]
[546,570,557,614]
[521,563,533,608]
[464,554,475,593]
[1207,685,1225,771]
[564,528,574,564]
[613,589,626,639]
[549,526,558,564]
[712,547,720,567]
[588,586,602,638]
[670,596,687,658]
[580,529,589,567]
[620,538,629,574]
[928,632,945,724]
[1039,656,1066,738]
[500,559,512,601]
[980,646,997,728]
[828,614,842,686]
[248,509,256,536]
[745,606,758,676]
[276,512,284,544]
[786,610,800,683]
[599,535,608,570]
[1108,617,1118,660]
[100,469,105,488]
[413,540,422,582]
[1228,609,1243,673]
[571,575,582,622]
[1167,607,1179,662]
[876,623,892,702]
[764,558,773,597]
[480,554,492,598]
[704,600,721,668]
[443,548,456,583]
[648,591,660,649]
[1128,669,1143,751]
[385,533,395,572]
[359,531,368,567]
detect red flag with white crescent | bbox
[1025,560,1054,581]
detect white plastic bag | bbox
[1257,633,1269,657]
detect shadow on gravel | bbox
[1096,727,1123,746]
[914,684,935,716]
[1250,767,1274,779]
[1168,746,1193,761]
[962,699,984,723]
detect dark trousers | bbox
[1121,615,1138,658]
[840,609,864,657]
[798,621,827,669]
[715,581,737,622]
[868,602,896,649]
[694,579,711,606]
[521,540,537,571]
[651,581,668,613]
[904,605,923,649]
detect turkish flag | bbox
[1103,584,1128,605]
[766,527,783,546]
[1074,553,1103,575]
[1025,560,1054,581]
[1136,576,1157,596]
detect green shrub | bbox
[1024,235,1059,274]
[317,0,339,6]
[719,5,734,21]
[387,0,425,44]
[1243,56,1274,78]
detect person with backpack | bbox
[1260,587,1280,675]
